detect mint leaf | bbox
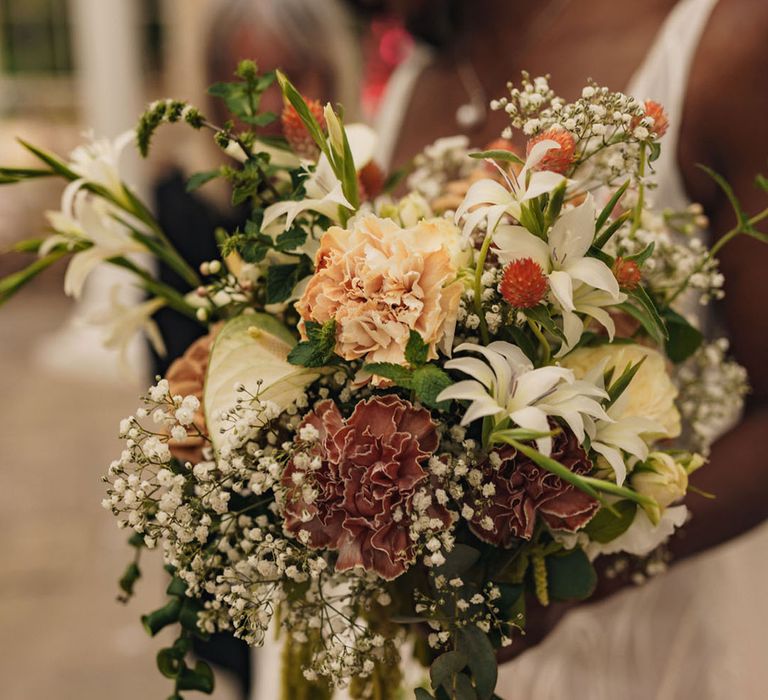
[275,226,307,253]
[362,362,414,387]
[412,365,453,410]
[186,169,221,192]
[287,320,337,367]
[265,257,311,303]
[405,330,429,366]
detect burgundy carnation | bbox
[281,395,449,579]
[466,431,598,547]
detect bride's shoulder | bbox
[681,0,768,183]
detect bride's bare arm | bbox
[499,2,768,663]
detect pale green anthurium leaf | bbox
[204,313,324,453]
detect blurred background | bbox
[1,1,767,700]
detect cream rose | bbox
[296,215,464,373]
[632,452,689,522]
[561,343,681,439]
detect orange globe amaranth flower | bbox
[526,129,576,174]
[500,257,549,308]
[642,100,669,137]
[281,98,326,159]
[613,257,642,290]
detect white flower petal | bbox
[549,269,575,312]
[508,405,553,456]
[591,442,628,485]
[494,225,550,269]
[521,139,561,173]
[64,247,110,298]
[565,257,620,297]
[442,358,496,389]
[436,379,492,403]
[521,170,567,201]
[548,195,595,261]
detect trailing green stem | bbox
[109,257,202,322]
[667,205,768,304]
[630,144,646,235]
[527,318,551,366]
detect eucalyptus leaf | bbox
[457,626,498,700]
[583,500,637,543]
[430,651,468,690]
[662,307,703,363]
[546,549,596,601]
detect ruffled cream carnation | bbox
[561,343,681,439]
[296,215,464,372]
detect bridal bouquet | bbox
[2,63,761,699]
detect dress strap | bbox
[626,0,720,209]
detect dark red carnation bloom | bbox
[466,431,598,547]
[281,395,449,579]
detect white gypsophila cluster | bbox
[280,576,401,688]
[414,577,518,651]
[491,74,657,189]
[407,135,474,201]
[675,339,749,453]
[103,379,297,629]
[610,204,724,305]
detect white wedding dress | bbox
[251,1,768,697]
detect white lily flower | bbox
[87,285,166,367]
[494,195,626,354]
[455,139,566,239]
[437,341,610,455]
[261,123,376,233]
[68,129,135,204]
[579,361,665,486]
[43,184,146,299]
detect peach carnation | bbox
[296,215,464,375]
[164,327,220,463]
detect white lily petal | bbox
[462,398,506,426]
[512,366,573,408]
[565,257,620,297]
[494,225,551,269]
[580,304,616,340]
[64,247,109,298]
[521,170,567,201]
[548,195,596,261]
[436,379,493,403]
[521,139,561,174]
[454,343,512,404]
[592,442,628,485]
[442,358,497,389]
[555,311,584,357]
[508,405,553,456]
[549,269,575,312]
[456,179,512,220]
[487,341,534,371]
